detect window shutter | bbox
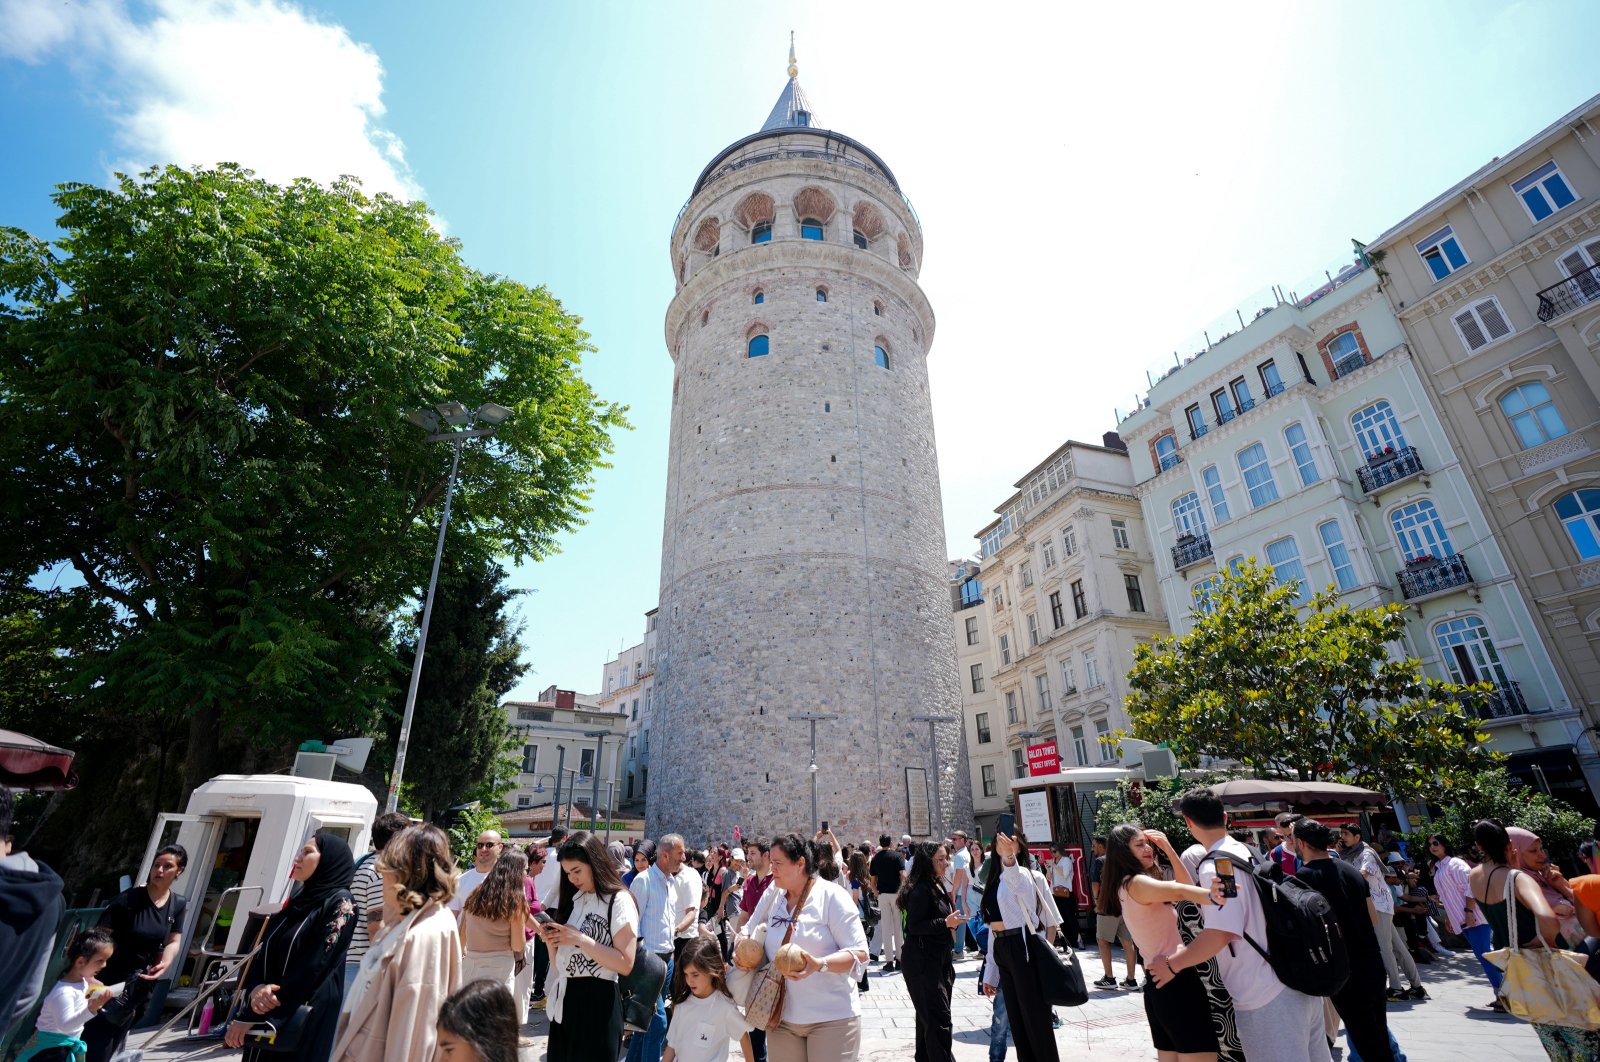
[1455,308,1488,351]
[1476,299,1511,341]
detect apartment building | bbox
[594,608,660,814]
[951,560,1007,836]
[503,686,628,813]
[973,438,1170,786]
[1366,94,1600,804]
[1115,256,1586,797]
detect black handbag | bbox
[611,893,669,1033]
[241,1004,314,1052]
[1031,934,1089,1007]
[96,976,156,1030]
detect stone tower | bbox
[650,44,970,844]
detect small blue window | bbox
[748,334,769,358]
[1416,225,1468,281]
[800,218,824,241]
[1512,161,1577,222]
[753,291,764,304]
[752,223,772,244]
[874,344,889,369]
[853,230,868,249]
[815,288,827,303]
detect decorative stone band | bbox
[1517,433,1592,475]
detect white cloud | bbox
[1,0,423,202]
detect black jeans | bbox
[994,932,1059,1062]
[532,936,550,997]
[1333,979,1396,1062]
[902,935,956,1062]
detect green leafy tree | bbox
[448,804,509,871]
[1423,767,1594,863]
[386,551,528,821]
[1092,770,1240,853]
[1120,560,1496,799]
[0,165,625,879]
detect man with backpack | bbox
[1290,819,1401,1062]
[1150,788,1333,1062]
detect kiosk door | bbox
[137,814,224,993]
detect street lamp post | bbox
[913,714,959,840]
[385,400,512,814]
[553,745,566,828]
[788,713,839,832]
[585,730,607,837]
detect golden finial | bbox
[787,32,798,78]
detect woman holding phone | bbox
[978,827,1059,1062]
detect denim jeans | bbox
[1463,923,1502,993]
[623,955,673,1062]
[1346,1026,1408,1062]
[988,987,1010,1062]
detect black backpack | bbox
[1202,852,1350,998]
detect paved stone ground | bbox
[129,947,1550,1061]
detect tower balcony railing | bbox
[1357,446,1426,494]
[1536,263,1600,322]
[1395,553,1473,602]
[1172,533,1214,572]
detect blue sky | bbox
[3,0,1597,700]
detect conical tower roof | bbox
[761,33,814,131]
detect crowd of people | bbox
[7,779,1600,1062]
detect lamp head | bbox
[476,401,512,426]
[406,409,440,433]
[435,400,471,426]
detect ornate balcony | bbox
[1456,681,1529,721]
[1396,554,1473,602]
[1172,534,1214,572]
[1333,351,1367,379]
[1536,262,1600,322]
[1357,446,1426,495]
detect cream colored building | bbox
[594,608,659,815]
[972,438,1171,787]
[504,686,628,815]
[951,560,1007,836]
[1115,255,1587,795]
[1365,93,1600,808]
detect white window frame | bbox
[1390,499,1455,561]
[1111,519,1132,550]
[1070,726,1088,767]
[1237,442,1279,509]
[1172,491,1207,538]
[1036,672,1052,710]
[1201,465,1231,523]
[1061,525,1077,557]
[981,763,998,797]
[1006,689,1020,724]
[1451,296,1514,353]
[1026,612,1041,648]
[1317,519,1360,592]
[1499,381,1569,449]
[970,662,985,693]
[1093,719,1112,762]
[1192,575,1220,615]
[1020,561,1034,587]
[1041,541,1057,569]
[1351,400,1407,459]
[1011,748,1027,780]
[1284,422,1319,486]
[976,712,992,744]
[1060,659,1076,693]
[1433,615,1512,689]
[1083,651,1102,690]
[966,616,980,646]
[1511,160,1579,223]
[1416,224,1469,281]
[1265,535,1309,605]
[999,633,1012,665]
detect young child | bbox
[19,929,115,1062]
[664,937,754,1062]
[435,979,521,1062]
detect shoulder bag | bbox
[1026,869,1088,1008]
[745,878,815,1031]
[1484,868,1600,1030]
[611,889,668,1033]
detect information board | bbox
[1017,789,1052,844]
[905,766,931,836]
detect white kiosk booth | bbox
[137,774,377,1011]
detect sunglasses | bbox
[476,842,502,850]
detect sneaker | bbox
[1121,978,1141,991]
[1409,985,1430,1001]
[1487,999,1506,1013]
[1386,989,1409,1003]
[1093,976,1118,989]
[532,995,547,1010]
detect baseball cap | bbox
[731,847,746,861]
[1385,852,1406,865]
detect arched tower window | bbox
[815,287,828,302]
[752,223,772,244]
[793,187,837,238]
[873,300,884,316]
[752,289,764,305]
[874,342,890,369]
[800,218,824,241]
[693,216,721,256]
[747,333,769,359]
[896,233,914,269]
[852,201,886,245]
[853,231,868,249]
[735,191,775,245]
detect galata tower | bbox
[649,43,970,845]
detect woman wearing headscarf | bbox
[1508,826,1584,944]
[224,831,357,1062]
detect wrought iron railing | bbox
[1357,446,1425,493]
[1333,351,1367,378]
[1396,553,1472,601]
[1456,681,1528,720]
[1172,534,1214,571]
[1158,451,1183,472]
[1536,262,1600,322]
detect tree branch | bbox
[69,552,154,624]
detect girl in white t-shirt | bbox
[664,937,753,1062]
[21,929,115,1062]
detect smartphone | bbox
[821,820,829,832]
[1214,855,1238,898]
[532,910,555,925]
[996,813,1015,838]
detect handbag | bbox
[1484,868,1600,1030]
[1028,868,1088,1008]
[96,975,156,1031]
[608,892,669,1033]
[745,878,814,1031]
[241,1005,314,1052]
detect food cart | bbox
[1009,766,1138,898]
[1201,778,1388,850]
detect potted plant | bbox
[1371,444,1398,465]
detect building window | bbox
[1020,561,1034,587]
[1265,536,1309,604]
[1006,690,1020,724]
[1351,400,1407,458]
[976,713,992,744]
[1050,591,1065,629]
[969,662,985,693]
[1070,580,1087,619]
[815,287,827,302]
[1554,489,1600,560]
[1237,443,1278,509]
[981,763,998,796]
[1434,615,1511,689]
[1084,651,1102,689]
[1511,160,1578,222]
[1452,297,1514,352]
[1259,359,1284,396]
[747,333,769,358]
[1327,331,1364,376]
[1111,519,1131,550]
[1071,726,1088,767]
[1212,387,1236,424]
[517,795,532,808]
[1026,612,1041,648]
[1012,748,1027,780]
[1000,633,1012,665]
[1391,499,1455,561]
[631,699,638,720]
[752,222,772,244]
[874,344,890,369]
[1284,422,1319,486]
[1230,376,1255,413]
[1041,541,1057,569]
[1186,404,1207,438]
[1036,672,1052,710]
[1317,520,1360,592]
[1192,575,1220,615]
[1172,491,1207,539]
[1201,465,1231,523]
[1061,525,1077,557]
[960,576,984,608]
[853,229,869,249]
[1416,224,1469,281]
[873,299,883,316]
[1154,432,1180,472]
[753,290,764,304]
[1060,659,1076,692]
[1124,574,1146,612]
[800,217,824,240]
[1094,718,1111,761]
[966,616,980,646]
[579,748,595,778]
[1499,382,1568,448]
[521,744,538,773]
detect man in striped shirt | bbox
[344,811,412,994]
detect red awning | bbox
[0,729,77,790]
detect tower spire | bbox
[762,33,813,131]
[788,31,797,78]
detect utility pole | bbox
[552,745,566,832]
[913,714,959,839]
[787,713,839,832]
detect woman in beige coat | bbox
[331,824,462,1062]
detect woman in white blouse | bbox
[978,832,1060,1062]
[748,832,870,1062]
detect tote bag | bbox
[1484,869,1600,1031]
[745,879,814,1031]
